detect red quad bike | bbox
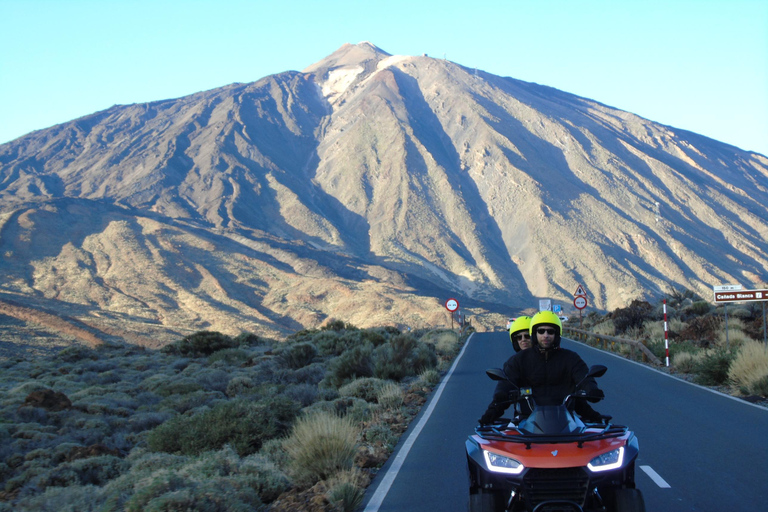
[466,365,645,512]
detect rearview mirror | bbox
[587,365,607,379]
[486,368,507,381]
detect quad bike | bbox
[466,365,645,512]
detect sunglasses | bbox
[513,333,531,341]
[536,328,556,335]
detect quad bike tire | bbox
[469,491,502,512]
[614,488,646,512]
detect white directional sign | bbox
[445,298,459,312]
[713,284,743,292]
[713,289,768,303]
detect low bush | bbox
[325,468,368,512]
[338,377,388,403]
[276,343,317,369]
[728,340,768,395]
[693,349,735,385]
[147,396,300,456]
[285,411,358,484]
[322,344,374,388]
[376,381,404,410]
[372,335,437,381]
[161,331,240,358]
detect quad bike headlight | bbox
[483,450,524,474]
[587,446,624,472]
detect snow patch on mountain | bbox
[320,66,364,103]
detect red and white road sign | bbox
[573,295,588,310]
[445,298,459,312]
[713,289,767,303]
[574,284,587,297]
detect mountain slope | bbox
[1,42,766,345]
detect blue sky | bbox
[1,0,766,155]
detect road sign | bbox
[539,299,552,311]
[713,284,743,292]
[445,298,459,312]
[573,296,588,310]
[553,304,561,314]
[713,289,768,303]
[574,284,587,297]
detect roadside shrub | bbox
[591,320,615,336]
[147,396,300,456]
[420,330,460,357]
[322,344,374,388]
[276,343,317,369]
[338,377,388,403]
[161,331,239,357]
[728,340,768,396]
[715,327,752,348]
[611,300,653,334]
[285,411,358,484]
[322,319,357,332]
[325,468,368,512]
[683,300,713,318]
[225,377,257,398]
[417,368,441,387]
[672,351,703,373]
[693,349,735,385]
[376,381,404,410]
[678,315,720,347]
[208,348,250,365]
[372,335,437,381]
[58,345,97,363]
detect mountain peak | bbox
[302,42,391,74]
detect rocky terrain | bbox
[1,42,766,351]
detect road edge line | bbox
[362,332,475,512]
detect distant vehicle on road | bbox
[559,315,569,322]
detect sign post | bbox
[713,286,768,345]
[574,285,588,328]
[445,298,459,330]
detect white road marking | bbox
[640,465,671,488]
[362,332,474,512]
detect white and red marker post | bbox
[664,299,669,366]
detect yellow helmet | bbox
[529,310,563,349]
[508,316,532,352]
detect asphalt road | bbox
[360,331,768,511]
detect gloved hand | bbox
[479,403,504,425]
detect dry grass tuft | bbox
[728,340,768,395]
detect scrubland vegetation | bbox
[0,322,464,511]
[2,288,765,511]
[573,289,768,398]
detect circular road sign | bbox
[573,295,588,310]
[445,298,459,312]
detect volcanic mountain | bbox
[1,42,766,350]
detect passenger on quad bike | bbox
[509,316,532,352]
[480,311,605,425]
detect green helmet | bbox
[508,316,532,352]
[529,310,563,350]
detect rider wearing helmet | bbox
[508,316,532,352]
[479,310,604,425]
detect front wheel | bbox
[614,488,645,512]
[469,491,502,512]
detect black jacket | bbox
[480,347,601,423]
